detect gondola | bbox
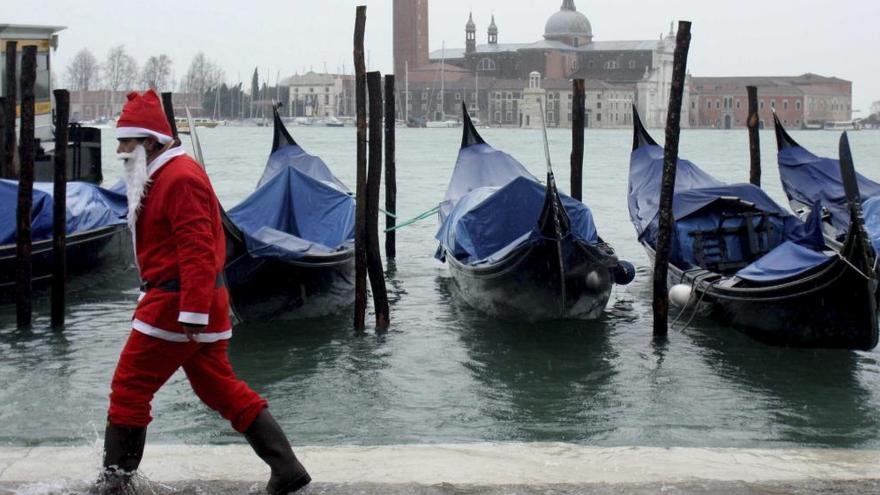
[223,107,356,321]
[0,180,131,302]
[629,108,877,350]
[434,103,633,321]
[774,115,880,252]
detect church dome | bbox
[544,0,592,40]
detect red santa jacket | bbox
[131,146,232,342]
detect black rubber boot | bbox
[244,409,311,494]
[99,421,147,493]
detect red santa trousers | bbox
[108,330,267,433]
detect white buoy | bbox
[669,284,692,307]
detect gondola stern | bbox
[631,105,658,151]
[538,171,572,239]
[461,102,487,149]
[271,104,298,153]
[773,112,801,151]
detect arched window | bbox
[478,58,496,71]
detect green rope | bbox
[378,207,397,218]
[384,205,440,232]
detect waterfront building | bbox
[688,74,853,129]
[282,72,354,118]
[69,90,201,122]
[402,0,684,128]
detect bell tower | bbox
[488,15,498,45]
[465,12,476,54]
[393,0,430,79]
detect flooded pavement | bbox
[2,444,879,494]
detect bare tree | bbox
[102,45,139,92]
[141,54,172,91]
[184,52,225,98]
[102,45,139,115]
[65,48,99,91]
[871,100,880,116]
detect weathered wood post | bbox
[3,41,17,179]
[367,71,390,329]
[570,78,585,201]
[160,92,180,140]
[353,5,368,330]
[747,85,761,186]
[0,97,6,177]
[16,46,37,328]
[653,21,692,338]
[384,75,397,260]
[51,89,70,328]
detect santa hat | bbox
[116,89,174,143]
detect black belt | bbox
[140,274,225,292]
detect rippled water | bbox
[1,125,878,450]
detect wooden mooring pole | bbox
[0,97,6,177]
[652,21,692,339]
[353,5,368,330]
[367,71,390,329]
[747,85,761,187]
[570,78,585,202]
[16,46,37,328]
[51,89,70,328]
[3,41,17,179]
[384,74,397,260]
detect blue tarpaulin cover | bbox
[629,142,829,282]
[862,196,880,253]
[437,143,599,265]
[0,179,127,246]
[735,240,835,282]
[228,145,355,261]
[778,144,880,237]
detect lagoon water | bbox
[1,124,879,459]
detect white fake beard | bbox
[118,145,150,230]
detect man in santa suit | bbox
[101,89,310,494]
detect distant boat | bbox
[630,108,877,350]
[0,180,132,302]
[175,117,220,134]
[434,103,631,320]
[223,106,355,321]
[425,119,459,128]
[323,117,345,127]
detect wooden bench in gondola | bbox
[689,208,781,274]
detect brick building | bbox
[688,74,852,129]
[69,90,202,122]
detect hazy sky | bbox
[9,0,880,112]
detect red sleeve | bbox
[164,172,217,325]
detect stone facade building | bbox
[415,0,684,128]
[282,72,354,118]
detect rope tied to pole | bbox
[383,205,440,232]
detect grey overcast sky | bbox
[8,0,880,112]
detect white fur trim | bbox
[179,311,209,325]
[148,145,187,177]
[132,319,231,343]
[116,126,172,144]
